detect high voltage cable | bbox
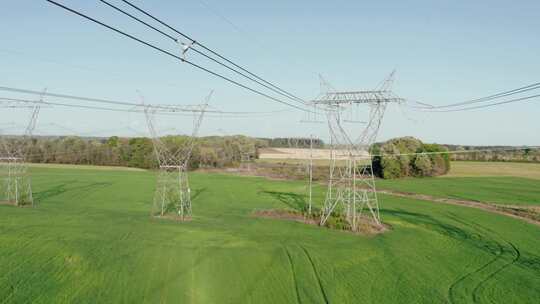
[97,0,307,106]
[439,82,540,108]
[0,86,289,116]
[412,81,540,110]
[195,0,319,78]
[118,0,307,105]
[98,0,178,42]
[45,0,311,113]
[419,94,540,112]
[0,96,286,118]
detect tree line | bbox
[17,135,323,169]
[445,145,540,163]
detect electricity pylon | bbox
[143,92,211,221]
[239,144,255,171]
[313,72,402,231]
[0,96,42,207]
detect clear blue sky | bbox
[1,0,539,145]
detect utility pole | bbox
[307,134,313,215]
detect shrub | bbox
[373,137,450,179]
[413,154,432,176]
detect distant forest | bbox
[445,145,540,163]
[13,135,324,169]
[3,134,538,171]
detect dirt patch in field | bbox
[253,209,318,225]
[152,214,192,222]
[252,209,390,236]
[378,190,540,227]
[0,201,33,207]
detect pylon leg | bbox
[0,159,34,207]
[151,166,192,221]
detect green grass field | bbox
[377,176,540,206]
[377,162,540,206]
[1,165,540,303]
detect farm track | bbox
[379,190,540,227]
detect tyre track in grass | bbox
[474,242,520,304]
[2,236,59,303]
[283,247,302,304]
[299,246,329,304]
[452,219,522,304]
[9,250,60,303]
[0,232,36,289]
[445,216,505,304]
[190,248,196,304]
[447,241,504,304]
[447,217,521,304]
[142,246,163,303]
[468,230,521,303]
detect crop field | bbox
[257,148,369,166]
[445,161,540,180]
[258,148,368,161]
[1,164,540,303]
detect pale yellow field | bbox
[258,148,369,160]
[446,161,540,180]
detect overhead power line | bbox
[441,82,540,108]
[0,87,290,117]
[411,81,540,110]
[0,97,287,118]
[45,0,311,113]
[98,0,178,42]
[419,94,540,112]
[118,0,307,105]
[97,0,307,107]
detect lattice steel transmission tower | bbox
[0,97,42,207]
[239,145,255,171]
[143,93,211,221]
[313,72,402,231]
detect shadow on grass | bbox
[34,181,113,202]
[191,187,207,201]
[261,190,310,213]
[33,180,77,201]
[382,209,503,254]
